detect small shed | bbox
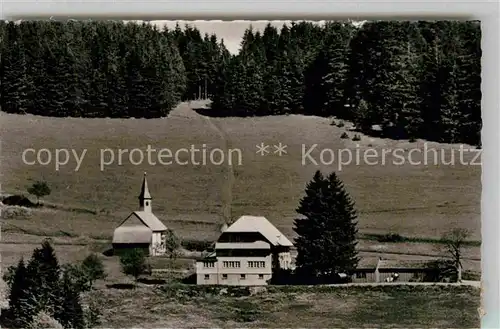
[352,258,435,283]
[351,258,379,283]
[376,259,434,282]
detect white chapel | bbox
[112,172,168,256]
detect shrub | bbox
[84,297,103,328]
[340,132,349,139]
[377,233,405,243]
[409,136,417,143]
[119,248,148,282]
[352,134,361,141]
[234,301,260,323]
[336,121,345,128]
[423,259,458,282]
[27,181,51,205]
[2,195,35,207]
[463,271,481,281]
[181,239,213,251]
[62,263,92,292]
[81,254,107,287]
[27,312,64,329]
[163,229,181,259]
[2,265,17,288]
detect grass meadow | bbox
[0,101,481,270]
[0,101,481,327]
[87,284,480,328]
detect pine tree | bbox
[54,271,85,329]
[1,22,30,114]
[418,22,445,142]
[293,171,359,281]
[391,23,424,139]
[81,253,107,288]
[26,240,61,314]
[304,27,350,117]
[7,258,37,328]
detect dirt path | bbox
[326,281,481,288]
[187,101,235,226]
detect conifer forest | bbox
[0,20,481,145]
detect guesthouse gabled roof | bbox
[225,215,293,247]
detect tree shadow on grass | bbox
[192,107,238,118]
[106,283,135,290]
[137,278,166,285]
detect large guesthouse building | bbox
[196,215,294,285]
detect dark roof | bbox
[196,251,216,262]
[378,259,432,270]
[355,258,433,270]
[356,257,379,269]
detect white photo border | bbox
[1,1,498,327]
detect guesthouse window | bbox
[240,274,246,279]
[223,261,240,268]
[248,261,266,268]
[204,274,210,280]
[203,262,215,268]
[222,274,228,280]
[258,274,264,279]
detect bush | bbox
[84,297,103,328]
[234,300,260,323]
[62,263,92,292]
[2,195,35,207]
[336,121,345,128]
[158,284,251,300]
[27,312,64,329]
[27,180,51,205]
[463,271,481,281]
[81,254,107,287]
[2,265,17,288]
[340,132,349,139]
[377,233,405,243]
[119,248,149,282]
[352,134,361,141]
[423,259,458,282]
[1,205,33,219]
[181,239,213,252]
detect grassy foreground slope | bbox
[0,101,481,243]
[87,284,480,328]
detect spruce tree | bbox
[26,240,61,314]
[7,258,37,328]
[54,271,85,329]
[293,170,359,281]
[1,22,30,114]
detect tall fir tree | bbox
[293,171,359,280]
[54,271,86,329]
[7,258,37,328]
[26,240,61,315]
